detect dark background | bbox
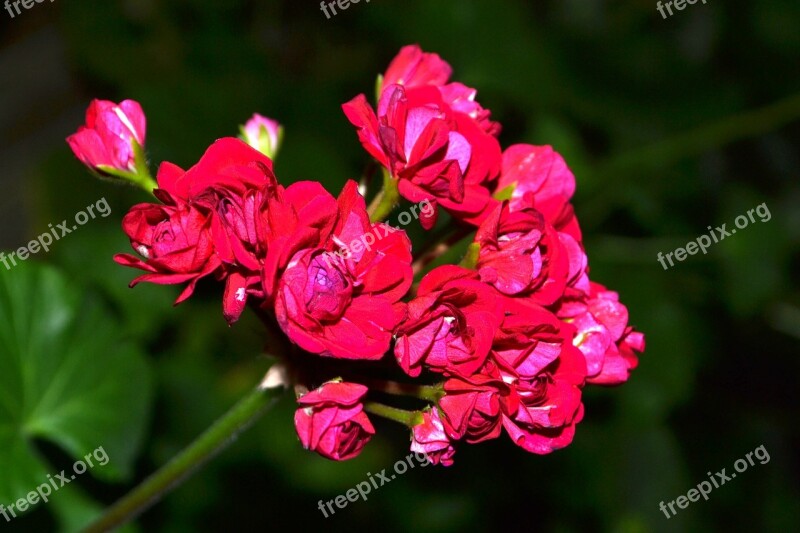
[1,1,798,531]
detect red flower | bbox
[157,138,276,203]
[159,138,279,322]
[438,82,500,137]
[382,44,452,89]
[438,365,517,444]
[381,45,500,136]
[114,197,220,305]
[492,299,576,381]
[294,381,375,461]
[459,298,586,454]
[410,409,456,466]
[260,181,340,300]
[475,202,570,305]
[394,266,503,377]
[115,138,280,323]
[99,43,648,464]
[67,99,146,174]
[274,181,412,359]
[572,283,646,385]
[497,144,580,241]
[343,84,500,228]
[501,341,587,455]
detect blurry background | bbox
[0,1,798,531]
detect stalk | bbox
[83,367,288,532]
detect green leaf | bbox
[0,261,153,514]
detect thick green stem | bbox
[364,402,424,427]
[127,171,158,196]
[84,370,287,533]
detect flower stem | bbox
[130,139,158,194]
[364,402,424,427]
[359,378,443,403]
[95,141,157,197]
[129,171,158,196]
[458,243,481,270]
[84,370,287,533]
[367,169,400,223]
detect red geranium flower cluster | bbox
[69,45,644,466]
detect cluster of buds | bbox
[68,45,644,466]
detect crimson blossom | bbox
[70,45,645,466]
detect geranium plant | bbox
[68,45,645,531]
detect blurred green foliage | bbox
[1,0,799,531]
[0,263,151,531]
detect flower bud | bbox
[294,381,375,461]
[67,99,147,175]
[410,409,455,466]
[240,113,283,159]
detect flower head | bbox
[381,45,500,136]
[274,181,412,359]
[475,202,570,305]
[346,56,502,229]
[98,44,646,467]
[114,198,219,304]
[115,137,278,323]
[497,144,580,240]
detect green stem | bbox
[128,171,158,196]
[367,169,400,223]
[359,378,443,403]
[364,402,424,427]
[96,141,157,197]
[84,372,286,533]
[131,140,158,194]
[458,243,481,270]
